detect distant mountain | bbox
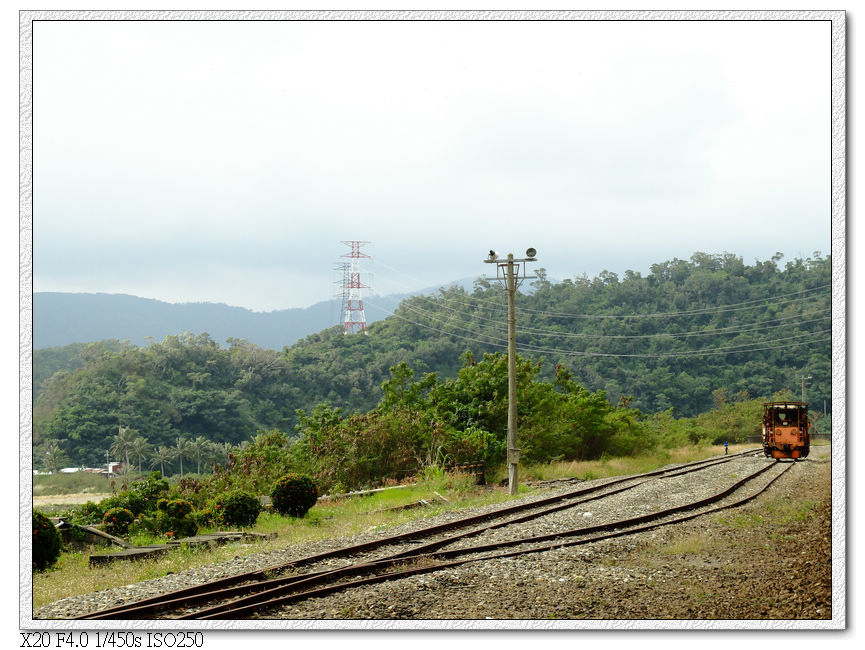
[32,279,479,350]
[32,293,383,350]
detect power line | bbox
[366,258,831,358]
[365,300,509,350]
[386,295,830,353]
[400,288,830,340]
[515,314,831,341]
[512,284,831,319]
[375,255,830,325]
[366,300,830,360]
[513,329,832,359]
[399,278,830,319]
[379,263,830,322]
[515,336,832,359]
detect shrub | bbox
[153,512,198,540]
[32,509,61,571]
[271,474,318,517]
[94,473,169,521]
[102,507,135,536]
[157,498,194,519]
[128,472,169,505]
[206,430,294,496]
[73,500,105,525]
[99,491,147,516]
[212,490,262,528]
[176,477,204,506]
[152,499,198,539]
[292,406,426,492]
[190,507,216,529]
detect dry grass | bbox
[31,444,754,610]
[520,444,747,483]
[660,534,713,556]
[32,475,513,610]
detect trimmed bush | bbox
[102,507,135,536]
[190,507,216,529]
[128,472,169,505]
[153,499,198,539]
[157,498,193,519]
[95,473,169,522]
[271,474,318,517]
[32,509,61,571]
[73,500,105,525]
[212,490,262,528]
[99,491,147,516]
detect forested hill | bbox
[34,252,831,466]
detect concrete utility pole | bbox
[800,375,812,403]
[484,248,537,496]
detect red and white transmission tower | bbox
[333,261,351,327]
[340,240,371,335]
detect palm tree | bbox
[130,436,152,473]
[150,446,173,476]
[41,441,69,474]
[110,426,139,470]
[191,436,210,475]
[205,441,227,472]
[172,437,194,478]
[219,441,233,463]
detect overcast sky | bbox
[32,18,832,311]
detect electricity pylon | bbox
[341,241,371,335]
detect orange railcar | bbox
[762,401,810,460]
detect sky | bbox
[31,17,833,311]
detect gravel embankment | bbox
[34,449,832,622]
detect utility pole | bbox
[484,247,537,496]
[799,375,812,403]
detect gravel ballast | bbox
[33,448,832,622]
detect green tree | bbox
[129,436,152,473]
[110,426,139,469]
[32,252,832,468]
[172,437,194,477]
[150,446,174,476]
[191,436,210,474]
[41,440,69,474]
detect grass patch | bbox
[31,443,750,611]
[519,444,745,483]
[763,499,817,524]
[32,473,520,610]
[716,512,764,529]
[661,534,711,556]
[34,472,115,496]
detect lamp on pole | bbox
[484,248,537,496]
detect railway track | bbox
[70,450,789,621]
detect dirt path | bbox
[33,492,112,507]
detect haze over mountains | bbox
[33,279,478,350]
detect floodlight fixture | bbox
[525,247,537,259]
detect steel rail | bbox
[186,458,783,619]
[71,450,757,620]
[193,460,791,619]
